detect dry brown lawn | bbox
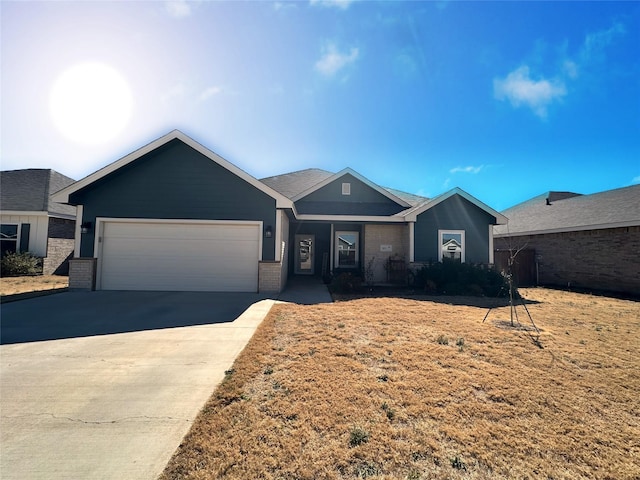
[0,275,69,296]
[161,288,640,480]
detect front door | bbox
[295,234,315,275]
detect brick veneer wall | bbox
[496,226,640,295]
[363,224,409,283]
[43,238,74,275]
[43,217,76,275]
[259,261,283,293]
[68,258,96,290]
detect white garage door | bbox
[98,220,260,292]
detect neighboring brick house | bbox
[52,130,506,292]
[1,169,76,274]
[494,185,640,295]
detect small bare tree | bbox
[487,229,542,347]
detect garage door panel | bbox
[99,221,260,292]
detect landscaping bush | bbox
[329,272,363,294]
[411,259,508,297]
[0,251,42,276]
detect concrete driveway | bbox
[0,291,275,480]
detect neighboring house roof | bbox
[52,130,294,209]
[0,169,76,217]
[494,185,640,237]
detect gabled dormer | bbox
[292,168,410,217]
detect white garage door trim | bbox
[95,218,263,292]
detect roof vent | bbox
[342,182,351,195]
[546,197,551,205]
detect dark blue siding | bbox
[414,195,496,263]
[70,139,276,258]
[296,174,405,215]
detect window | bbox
[342,182,351,195]
[438,230,465,263]
[1,224,18,257]
[335,231,359,268]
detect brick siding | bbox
[259,261,283,293]
[363,224,409,283]
[68,258,96,290]
[496,226,640,295]
[43,238,74,275]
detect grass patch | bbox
[160,288,640,479]
[0,275,68,296]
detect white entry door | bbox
[294,234,314,275]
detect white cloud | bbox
[198,86,222,102]
[165,0,198,18]
[562,60,579,79]
[632,175,640,184]
[310,0,353,10]
[450,165,484,174]
[581,22,625,63]
[493,66,566,118]
[315,43,359,77]
[274,2,297,11]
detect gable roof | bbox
[261,169,427,208]
[0,169,76,217]
[494,185,640,236]
[288,167,411,208]
[52,130,293,209]
[403,187,508,224]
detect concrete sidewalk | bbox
[0,295,276,480]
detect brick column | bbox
[68,258,97,291]
[259,261,283,293]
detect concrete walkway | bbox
[0,280,331,480]
[277,276,333,304]
[0,293,275,480]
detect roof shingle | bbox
[494,185,640,236]
[1,169,76,217]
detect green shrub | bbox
[1,251,42,276]
[348,426,370,447]
[411,259,507,297]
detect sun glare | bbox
[49,62,133,145]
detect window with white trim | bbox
[1,224,18,257]
[438,230,465,263]
[335,231,359,268]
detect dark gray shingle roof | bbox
[260,168,334,198]
[0,169,76,217]
[494,185,640,236]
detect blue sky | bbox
[2,0,638,210]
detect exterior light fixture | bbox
[265,225,273,238]
[80,222,92,234]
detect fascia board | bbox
[493,220,640,238]
[404,187,508,225]
[0,210,48,217]
[51,130,293,209]
[294,214,406,223]
[291,167,411,208]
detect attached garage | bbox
[96,219,261,292]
